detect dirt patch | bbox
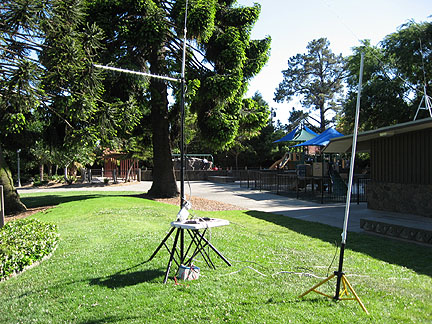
[149,196,241,211]
[4,206,54,223]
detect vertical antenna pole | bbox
[180,0,188,208]
[414,39,432,120]
[335,52,364,299]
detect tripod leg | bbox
[339,275,349,298]
[298,274,335,298]
[342,275,369,314]
[146,227,176,263]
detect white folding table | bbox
[146,217,231,283]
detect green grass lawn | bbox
[1,191,431,323]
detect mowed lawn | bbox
[1,191,431,323]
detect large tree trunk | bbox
[147,53,179,198]
[0,147,26,215]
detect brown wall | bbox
[368,128,432,217]
[370,128,432,185]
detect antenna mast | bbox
[414,38,432,120]
[180,0,188,208]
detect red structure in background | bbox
[103,150,139,181]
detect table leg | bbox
[180,228,184,263]
[185,229,215,269]
[194,231,232,266]
[146,227,176,263]
[163,228,180,284]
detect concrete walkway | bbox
[18,180,432,235]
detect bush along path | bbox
[0,219,59,281]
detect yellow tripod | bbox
[299,271,369,314]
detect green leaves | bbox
[239,96,269,138]
[275,38,346,131]
[221,3,261,33]
[0,219,59,280]
[244,37,271,79]
[87,0,270,154]
[382,20,432,90]
[4,113,26,133]
[172,0,217,42]
[340,40,412,133]
[185,2,269,150]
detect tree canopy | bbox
[339,20,432,133]
[274,38,346,132]
[0,0,104,213]
[86,0,271,197]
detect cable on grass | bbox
[272,271,326,279]
[225,266,268,277]
[223,265,327,280]
[326,240,339,289]
[222,257,327,279]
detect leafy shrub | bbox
[65,176,77,185]
[32,180,49,187]
[0,219,59,280]
[48,175,64,183]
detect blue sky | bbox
[236,0,432,125]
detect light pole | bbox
[17,149,21,187]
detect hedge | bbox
[0,219,59,280]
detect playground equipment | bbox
[269,152,301,170]
[269,153,290,170]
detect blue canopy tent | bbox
[292,127,343,147]
[273,125,317,143]
[273,126,298,143]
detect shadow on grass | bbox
[246,210,432,277]
[89,269,165,288]
[20,192,140,209]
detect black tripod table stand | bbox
[146,218,232,283]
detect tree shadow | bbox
[245,210,432,277]
[20,192,141,209]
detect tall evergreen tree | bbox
[0,0,103,214]
[0,0,49,213]
[274,38,346,132]
[86,0,271,197]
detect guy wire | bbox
[320,0,429,100]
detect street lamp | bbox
[17,149,21,187]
